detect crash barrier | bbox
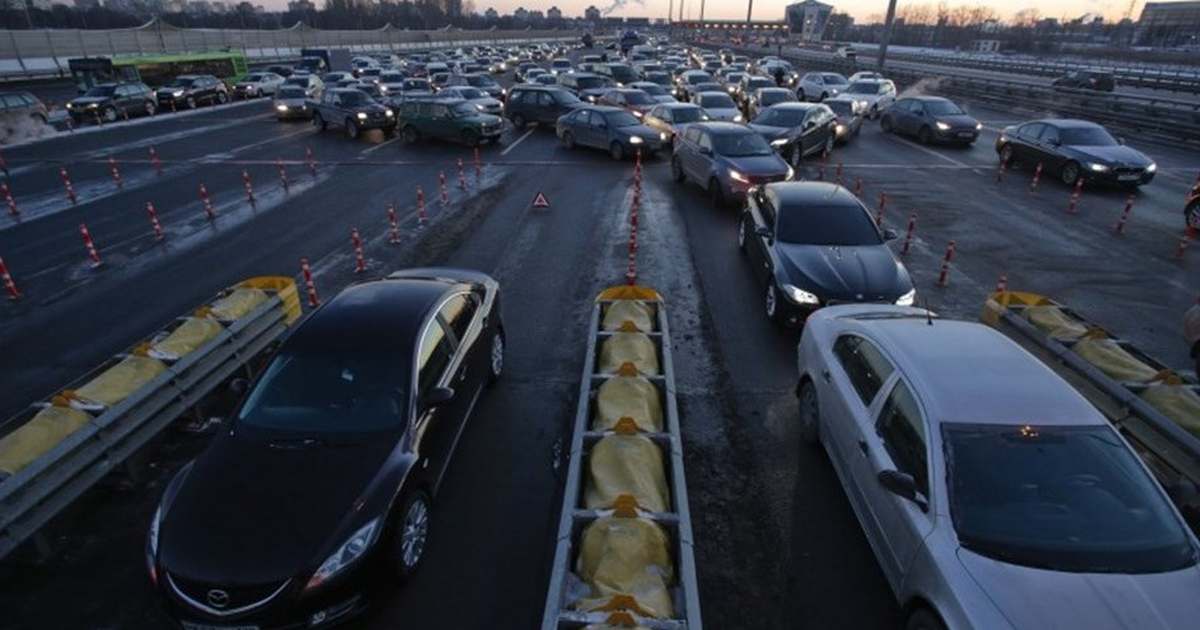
[981,291,1200,526]
[0,276,302,562]
[542,286,702,630]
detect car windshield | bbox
[775,203,881,245]
[747,77,774,90]
[822,74,849,85]
[638,84,667,96]
[245,74,265,82]
[671,107,706,123]
[646,73,672,85]
[686,73,714,85]
[83,85,116,97]
[576,76,606,89]
[276,87,306,99]
[167,78,195,88]
[924,100,965,115]
[467,75,496,87]
[699,93,736,108]
[456,88,483,99]
[284,78,308,87]
[761,91,794,106]
[238,346,409,434]
[451,102,477,116]
[944,423,1197,573]
[846,82,883,95]
[713,132,774,157]
[754,108,804,127]
[403,80,430,91]
[605,111,641,127]
[825,101,853,116]
[340,92,373,106]
[1062,126,1119,146]
[625,91,655,105]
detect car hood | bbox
[651,95,676,103]
[580,87,609,98]
[776,243,910,301]
[722,153,790,179]
[933,113,979,130]
[705,107,741,121]
[274,98,307,106]
[848,93,882,105]
[957,548,1200,629]
[464,113,503,125]
[68,96,110,107]
[469,97,502,108]
[617,124,662,141]
[748,123,791,140]
[159,429,397,583]
[1070,144,1153,167]
[156,86,191,95]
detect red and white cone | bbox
[300,258,319,307]
[108,156,123,187]
[1113,195,1135,235]
[901,213,917,256]
[277,158,290,192]
[243,170,256,205]
[60,167,77,205]
[936,240,957,287]
[875,192,887,226]
[306,147,317,177]
[199,183,215,220]
[79,223,102,266]
[439,171,448,204]
[351,227,366,273]
[149,146,162,175]
[1,181,18,217]
[853,176,863,197]
[1176,226,1195,261]
[835,161,843,185]
[0,255,21,300]
[456,158,466,190]
[0,148,10,176]
[1028,163,1043,195]
[473,146,481,179]
[388,203,401,244]
[995,274,1008,293]
[145,202,164,241]
[416,187,427,226]
[1066,178,1084,214]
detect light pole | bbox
[877,0,898,71]
[700,0,705,22]
[746,0,753,25]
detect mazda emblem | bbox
[207,589,230,609]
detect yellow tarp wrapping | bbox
[239,277,301,325]
[586,435,669,512]
[584,624,650,630]
[1141,386,1200,438]
[602,301,655,333]
[1073,338,1159,383]
[0,406,92,475]
[71,355,168,408]
[576,516,675,619]
[207,288,268,321]
[1023,305,1089,341]
[594,376,663,432]
[150,318,224,361]
[598,333,659,375]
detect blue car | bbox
[556,104,668,160]
[670,122,794,207]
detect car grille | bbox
[482,123,501,134]
[167,573,291,616]
[1113,166,1144,177]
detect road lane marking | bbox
[360,135,402,156]
[500,128,535,156]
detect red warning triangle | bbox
[532,191,550,208]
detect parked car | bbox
[272,86,310,121]
[596,88,658,118]
[234,72,286,99]
[150,268,506,630]
[670,122,793,207]
[795,304,1200,630]
[156,75,228,109]
[310,88,396,139]
[66,82,154,123]
[995,118,1157,187]
[397,97,503,146]
[745,87,798,121]
[692,92,743,122]
[738,182,913,324]
[642,102,709,144]
[556,104,667,159]
[504,85,582,128]
[282,74,325,99]
[393,78,435,100]
[628,81,675,104]
[0,90,48,125]
[842,79,896,119]
[748,103,838,166]
[436,86,503,115]
[797,72,849,101]
[1052,69,1115,92]
[675,70,716,100]
[557,72,611,102]
[881,96,981,146]
[823,97,864,143]
[759,60,800,89]
[550,58,573,74]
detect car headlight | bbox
[786,165,795,180]
[1087,162,1110,172]
[895,288,916,306]
[356,112,368,120]
[734,114,744,122]
[770,138,788,147]
[629,135,644,145]
[836,123,846,135]
[587,95,597,102]
[783,284,820,305]
[633,110,643,118]
[87,103,99,109]
[728,169,749,183]
[856,100,867,109]
[935,121,951,131]
[660,132,669,141]
[727,86,737,93]
[476,103,485,111]
[1146,162,1157,173]
[305,518,380,592]
[276,104,288,112]
[172,90,184,97]
[975,122,983,131]
[385,110,394,117]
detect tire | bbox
[670,156,685,183]
[790,143,803,168]
[906,608,948,630]
[461,128,479,147]
[1061,161,1081,186]
[389,490,431,582]
[709,177,726,208]
[797,379,819,445]
[102,106,118,123]
[1187,200,1200,230]
[143,101,156,116]
[185,96,197,109]
[765,284,782,322]
[822,134,834,157]
[998,143,1015,166]
[313,112,327,131]
[402,125,419,143]
[881,116,893,133]
[346,119,360,139]
[256,89,264,98]
[561,130,576,149]
[217,91,228,104]
[610,141,625,161]
[796,89,805,101]
[819,91,828,101]
[917,126,932,144]
[487,328,505,386]
[737,216,748,253]
[511,114,527,129]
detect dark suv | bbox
[503,85,582,128]
[1052,69,1115,92]
[397,97,503,146]
[67,82,155,123]
[156,75,229,109]
[311,88,396,138]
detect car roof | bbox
[1033,118,1102,129]
[765,181,858,208]
[903,95,951,103]
[287,279,449,353]
[697,121,754,135]
[653,102,700,109]
[768,102,824,111]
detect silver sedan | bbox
[795,304,1200,630]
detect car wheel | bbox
[823,135,834,157]
[217,91,228,104]
[819,91,828,101]
[797,379,820,445]
[561,130,576,149]
[143,101,156,116]
[737,216,748,253]
[998,143,1015,166]
[389,489,431,582]
[346,119,360,139]
[790,143,803,168]
[402,125,419,143]
[709,177,726,208]
[906,608,948,630]
[1061,161,1082,186]
[102,106,118,122]
[670,156,685,183]
[313,112,327,131]
[256,89,264,98]
[185,96,197,109]
[487,328,505,386]
[796,89,805,101]
[511,114,527,129]
[917,126,932,144]
[1187,200,1200,230]
[461,129,479,147]
[765,284,781,322]
[610,141,625,161]
[880,116,893,133]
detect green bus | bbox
[67,51,249,92]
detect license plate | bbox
[957,131,974,138]
[1118,174,1140,181]
[181,622,258,630]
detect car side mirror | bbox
[422,386,455,410]
[877,470,928,512]
[755,225,772,238]
[883,228,898,241]
[1117,136,1126,145]
[228,378,250,396]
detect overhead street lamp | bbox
[878,0,899,71]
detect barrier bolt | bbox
[875,192,887,225]
[60,167,76,205]
[1028,162,1043,195]
[473,146,481,179]
[242,169,256,205]
[901,213,917,256]
[1,181,18,217]
[79,223,101,266]
[145,202,164,242]
[935,240,957,287]
[456,157,466,190]
[439,171,448,204]
[416,186,427,226]
[1067,178,1084,215]
[277,158,290,192]
[108,156,123,187]
[199,183,215,220]
[853,175,863,197]
[149,146,161,175]
[0,255,21,300]
[1113,195,1135,235]
[306,147,317,177]
[300,258,319,307]
[351,227,366,273]
[387,203,401,244]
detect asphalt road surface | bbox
[0,85,1197,630]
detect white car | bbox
[233,72,285,99]
[692,92,743,123]
[796,304,1200,630]
[842,79,897,119]
[438,86,503,115]
[797,72,849,102]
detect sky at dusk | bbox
[260,0,1142,24]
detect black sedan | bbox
[738,182,915,325]
[880,96,980,145]
[149,268,505,629]
[995,118,1157,187]
[747,103,839,167]
[557,105,667,159]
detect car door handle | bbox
[858,440,868,456]
[821,369,831,383]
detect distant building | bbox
[547,5,561,20]
[286,0,314,11]
[785,0,833,41]
[584,5,600,21]
[969,39,1002,53]
[1136,1,1200,47]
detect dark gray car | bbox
[880,96,981,146]
[670,122,793,207]
[504,85,582,128]
[556,105,667,160]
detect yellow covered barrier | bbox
[597,286,663,303]
[602,301,656,333]
[576,516,675,619]
[1023,305,1089,341]
[598,333,659,375]
[1073,338,1160,384]
[205,287,268,321]
[586,434,669,512]
[594,373,663,432]
[68,355,168,409]
[1141,386,1200,438]
[239,277,302,325]
[0,406,93,475]
[149,318,225,361]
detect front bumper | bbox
[159,571,370,630]
[727,172,789,195]
[934,127,979,144]
[1085,167,1155,186]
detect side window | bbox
[1019,122,1044,140]
[438,293,479,344]
[683,127,700,145]
[659,109,672,123]
[537,92,554,106]
[1038,125,1060,144]
[697,131,713,153]
[431,104,448,118]
[875,381,928,493]
[832,335,895,407]
[416,318,454,398]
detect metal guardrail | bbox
[0,278,299,562]
[542,286,702,630]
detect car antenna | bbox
[924,298,934,326]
